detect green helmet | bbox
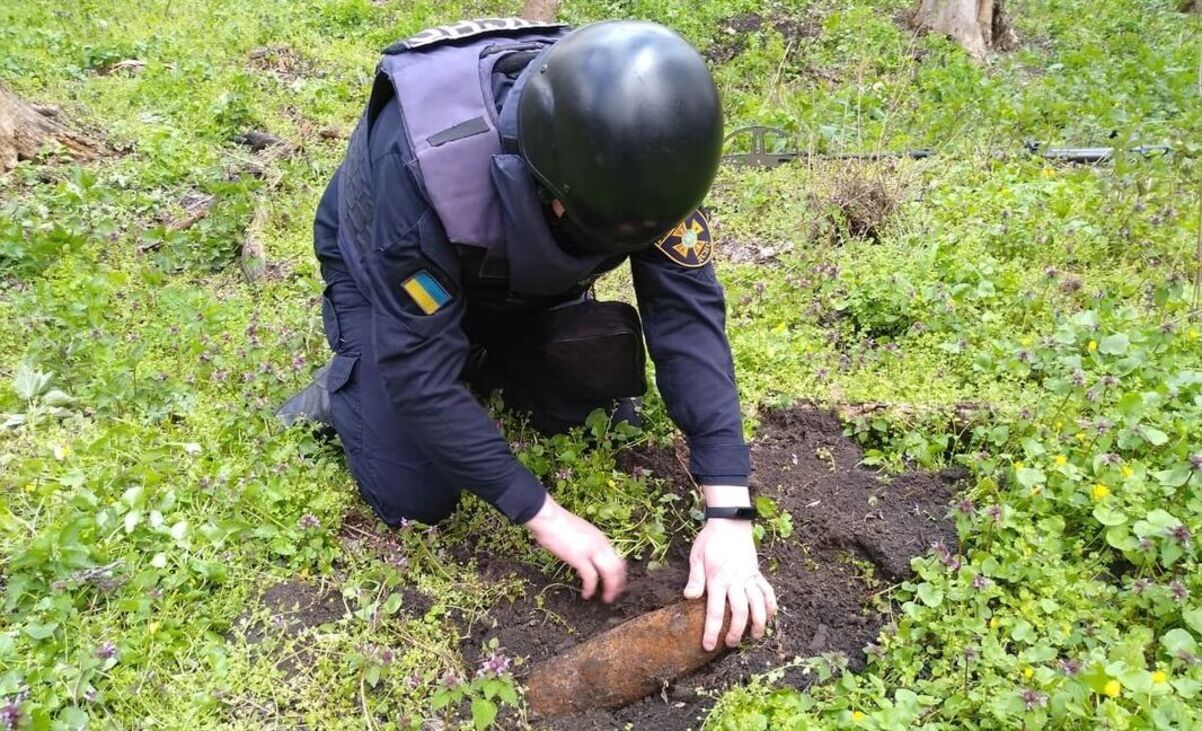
[518,20,723,254]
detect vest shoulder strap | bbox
[385,17,566,54]
[370,21,568,248]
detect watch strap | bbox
[704,506,758,521]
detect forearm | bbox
[702,484,751,508]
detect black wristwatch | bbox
[704,506,758,521]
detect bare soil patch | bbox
[457,406,963,729]
[705,12,823,65]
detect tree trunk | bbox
[0,81,105,171]
[911,0,1018,62]
[520,0,560,22]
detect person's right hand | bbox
[524,495,627,603]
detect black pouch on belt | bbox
[518,300,648,402]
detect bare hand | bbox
[684,519,777,651]
[524,495,627,603]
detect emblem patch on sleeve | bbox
[401,270,452,315]
[655,209,713,268]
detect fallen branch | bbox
[240,143,291,284]
[241,199,269,283]
[1,80,106,171]
[165,193,216,233]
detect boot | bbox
[276,364,333,434]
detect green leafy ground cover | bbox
[2,0,1201,728]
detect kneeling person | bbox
[286,18,776,651]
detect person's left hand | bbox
[683,517,778,651]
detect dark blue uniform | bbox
[314,48,749,526]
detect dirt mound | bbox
[459,406,963,730]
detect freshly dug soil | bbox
[459,406,963,730]
[235,579,346,674]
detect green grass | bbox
[2,0,1202,728]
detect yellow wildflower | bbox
[1015,462,1025,471]
[1054,455,1067,467]
[1188,329,1199,341]
[989,617,1000,629]
[1103,680,1121,698]
[1088,340,1098,352]
[1091,484,1110,501]
[1021,336,1035,347]
[852,711,866,722]
[1152,671,1168,684]
[1121,466,1133,479]
[1022,667,1034,680]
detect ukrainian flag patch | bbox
[401,270,452,315]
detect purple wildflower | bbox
[555,468,573,482]
[963,645,979,663]
[1178,651,1200,666]
[986,504,1003,522]
[1189,453,1202,471]
[298,514,320,530]
[1085,387,1101,403]
[1058,658,1080,676]
[957,498,975,515]
[1094,418,1113,434]
[631,465,649,479]
[406,674,421,690]
[864,643,883,657]
[1060,275,1082,293]
[1100,375,1119,388]
[478,651,512,677]
[1170,580,1189,602]
[96,641,118,660]
[972,575,992,591]
[1022,688,1048,710]
[1,702,20,730]
[1100,453,1122,466]
[1043,266,1058,279]
[1170,524,1192,547]
[378,649,394,665]
[387,552,409,569]
[1016,349,1033,363]
[931,541,961,571]
[440,670,462,688]
[1132,578,1152,594]
[1139,537,1155,551]
[84,688,97,703]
